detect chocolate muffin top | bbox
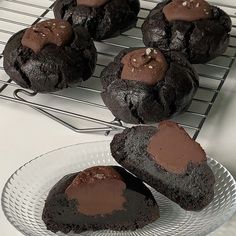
[3,19,97,93]
[101,47,199,124]
[142,0,232,63]
[53,0,140,40]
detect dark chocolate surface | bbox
[42,166,159,233]
[53,0,140,40]
[3,25,97,93]
[142,0,231,64]
[111,124,215,211]
[101,47,199,124]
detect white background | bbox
[0,0,236,235]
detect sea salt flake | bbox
[149,65,153,69]
[146,48,152,55]
[182,1,187,6]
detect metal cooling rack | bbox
[0,0,236,139]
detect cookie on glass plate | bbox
[111,121,215,211]
[42,166,159,233]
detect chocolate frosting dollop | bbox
[77,0,109,7]
[147,121,206,174]
[65,166,126,216]
[163,0,212,22]
[21,19,73,53]
[121,48,168,86]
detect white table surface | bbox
[1,0,236,235]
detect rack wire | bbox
[0,0,236,139]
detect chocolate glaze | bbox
[77,0,109,7]
[21,19,73,53]
[65,166,126,216]
[147,121,206,174]
[163,0,212,22]
[121,48,168,86]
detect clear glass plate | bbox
[1,141,236,236]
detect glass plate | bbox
[1,141,236,236]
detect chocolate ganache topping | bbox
[65,166,126,216]
[147,121,206,174]
[21,19,73,53]
[77,0,109,7]
[163,0,212,22]
[121,48,168,85]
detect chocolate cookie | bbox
[3,19,97,93]
[101,47,199,124]
[53,0,140,40]
[111,121,215,211]
[142,0,232,64]
[42,166,159,233]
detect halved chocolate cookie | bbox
[101,47,199,124]
[142,0,232,64]
[42,166,159,233]
[53,0,140,40]
[111,121,215,211]
[3,19,97,93]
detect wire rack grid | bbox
[0,0,236,139]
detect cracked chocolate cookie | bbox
[53,0,140,40]
[101,47,199,124]
[42,166,159,233]
[111,121,215,211]
[142,0,232,64]
[3,19,97,93]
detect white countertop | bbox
[0,0,236,235]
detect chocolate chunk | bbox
[21,19,73,53]
[163,0,212,22]
[121,48,168,86]
[147,121,206,174]
[65,166,126,216]
[77,0,109,7]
